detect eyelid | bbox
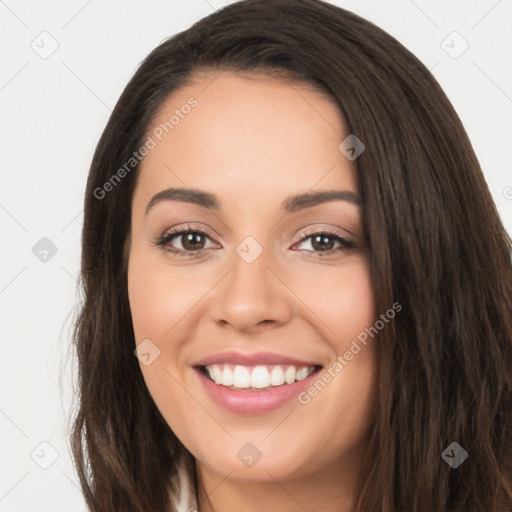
[161,223,219,241]
[293,224,354,243]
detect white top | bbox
[169,449,198,512]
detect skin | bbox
[127,71,379,512]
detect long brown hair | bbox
[70,0,512,510]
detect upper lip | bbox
[192,351,322,368]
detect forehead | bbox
[135,71,358,207]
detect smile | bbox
[192,352,323,414]
[201,363,317,390]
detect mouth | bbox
[196,363,322,391]
[192,353,323,414]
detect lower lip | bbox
[194,367,320,415]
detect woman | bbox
[70,0,512,510]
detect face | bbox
[127,71,378,488]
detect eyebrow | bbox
[145,187,362,216]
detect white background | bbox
[0,0,511,510]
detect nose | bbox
[211,244,293,333]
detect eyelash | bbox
[154,224,356,258]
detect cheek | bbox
[334,263,375,339]
[127,251,196,420]
[127,250,200,343]
[292,258,376,346]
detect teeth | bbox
[251,366,271,389]
[221,365,233,386]
[204,364,316,390]
[295,366,310,381]
[212,365,222,384]
[284,366,296,384]
[270,365,285,386]
[233,365,251,388]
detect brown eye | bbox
[310,234,336,251]
[295,231,355,256]
[156,227,217,257]
[179,231,207,251]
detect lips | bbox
[191,351,323,414]
[192,350,322,368]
